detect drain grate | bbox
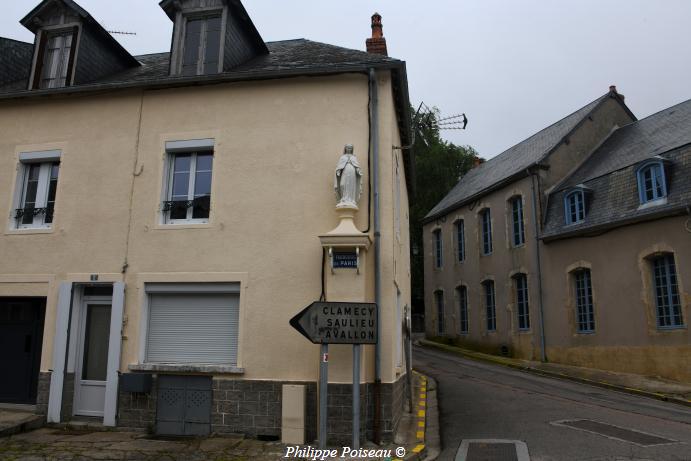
[553,419,677,447]
[456,439,530,461]
[467,442,518,460]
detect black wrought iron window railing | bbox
[15,206,54,225]
[162,196,211,220]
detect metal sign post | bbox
[352,344,360,449]
[319,344,328,449]
[290,301,378,450]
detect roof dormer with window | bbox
[636,156,671,207]
[21,0,139,90]
[160,0,268,77]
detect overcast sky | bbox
[3,1,690,159]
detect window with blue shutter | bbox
[510,197,525,247]
[636,161,668,204]
[483,280,496,331]
[651,254,684,328]
[564,190,585,225]
[481,209,492,255]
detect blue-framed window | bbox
[433,229,443,268]
[574,269,595,333]
[456,220,465,262]
[652,254,684,328]
[481,209,492,255]
[514,274,530,330]
[510,196,525,247]
[435,290,445,335]
[564,190,585,225]
[457,286,468,334]
[637,161,668,204]
[483,280,496,331]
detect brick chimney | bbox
[609,84,625,101]
[366,13,388,56]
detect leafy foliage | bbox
[409,107,479,315]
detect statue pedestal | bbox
[318,207,371,383]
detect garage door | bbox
[0,298,45,404]
[157,375,212,436]
[146,286,239,365]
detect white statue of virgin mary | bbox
[334,144,363,209]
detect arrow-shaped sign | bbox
[290,301,378,345]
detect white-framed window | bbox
[13,153,61,229]
[636,160,668,204]
[181,14,222,76]
[39,30,74,89]
[162,143,214,224]
[144,283,240,366]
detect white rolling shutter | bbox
[146,290,239,365]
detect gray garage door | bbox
[146,291,239,365]
[156,375,212,436]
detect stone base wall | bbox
[61,373,75,421]
[36,372,51,416]
[35,371,75,421]
[118,375,157,431]
[116,374,406,443]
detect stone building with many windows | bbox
[423,87,690,382]
[0,0,413,444]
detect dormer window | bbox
[564,189,586,225]
[37,29,75,89]
[181,14,222,76]
[636,159,668,204]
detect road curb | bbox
[419,339,691,409]
[393,371,437,461]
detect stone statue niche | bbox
[334,144,363,210]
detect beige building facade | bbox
[0,0,412,443]
[424,88,691,382]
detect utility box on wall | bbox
[281,384,306,444]
[120,373,153,393]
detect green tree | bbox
[409,108,479,320]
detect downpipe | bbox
[529,170,548,362]
[369,67,383,444]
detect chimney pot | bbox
[366,12,388,56]
[609,85,625,101]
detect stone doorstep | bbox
[0,412,45,438]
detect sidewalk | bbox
[419,338,691,406]
[0,372,438,461]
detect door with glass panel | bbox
[74,301,111,417]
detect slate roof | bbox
[0,38,402,96]
[542,98,691,240]
[425,92,618,221]
[0,38,33,89]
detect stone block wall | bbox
[116,374,405,443]
[60,373,75,421]
[36,371,51,416]
[118,375,157,431]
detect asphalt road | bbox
[413,345,691,461]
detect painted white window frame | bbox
[140,282,241,366]
[39,30,73,89]
[172,6,227,76]
[161,139,215,225]
[11,150,62,230]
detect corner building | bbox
[424,88,690,382]
[0,0,413,444]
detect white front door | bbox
[74,301,111,417]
